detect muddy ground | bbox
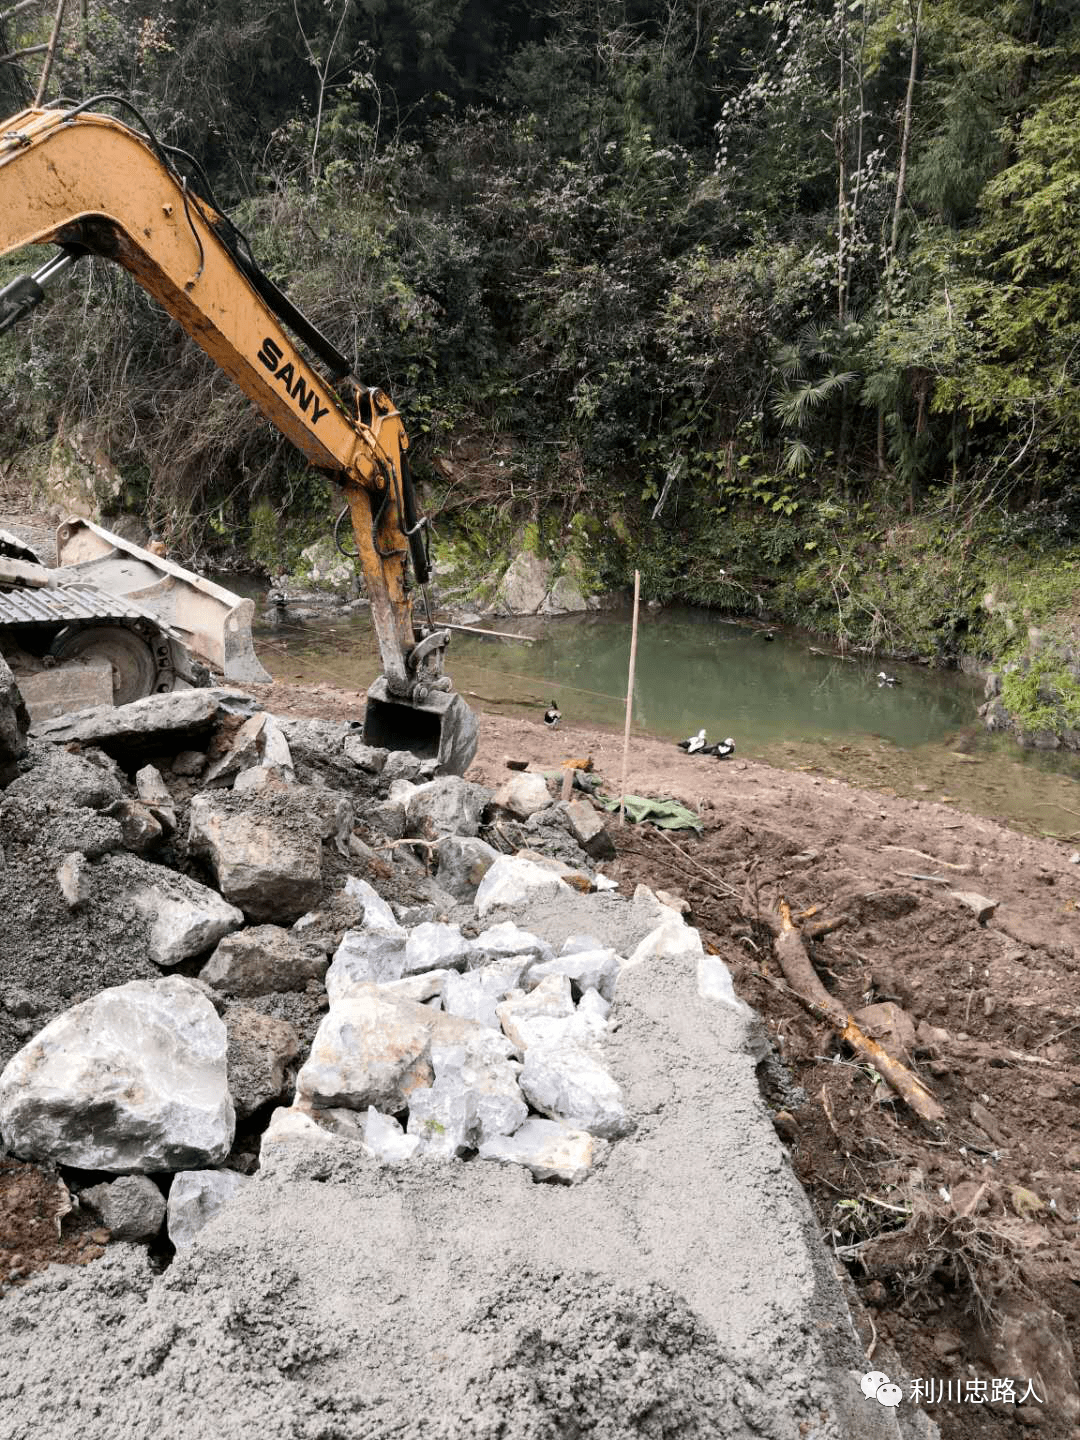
[245,679,1080,1440]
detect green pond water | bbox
[251,599,1080,841]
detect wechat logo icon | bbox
[862,1371,903,1408]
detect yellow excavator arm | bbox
[0,100,476,772]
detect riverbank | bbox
[254,680,1080,1438]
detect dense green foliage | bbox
[1,0,1077,695]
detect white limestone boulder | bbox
[497,974,575,1052]
[474,855,572,918]
[0,977,234,1171]
[519,1043,633,1139]
[167,1169,251,1250]
[406,1075,477,1159]
[479,1116,606,1183]
[444,957,533,1030]
[343,875,405,937]
[325,930,407,1002]
[380,969,449,1005]
[295,988,434,1113]
[402,921,475,975]
[526,947,621,1002]
[472,920,553,966]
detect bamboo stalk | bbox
[618,570,640,826]
[438,621,535,644]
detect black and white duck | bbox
[877,671,901,687]
[704,737,736,758]
[543,700,562,728]
[678,728,707,754]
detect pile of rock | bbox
[0,684,744,1256]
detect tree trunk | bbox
[32,0,68,104]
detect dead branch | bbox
[0,0,47,23]
[768,899,945,1127]
[0,40,47,63]
[652,827,739,896]
[33,0,68,103]
[806,913,851,941]
[883,845,971,872]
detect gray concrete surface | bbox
[0,947,934,1439]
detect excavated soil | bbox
[251,680,1080,1440]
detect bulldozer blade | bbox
[363,676,478,777]
[55,518,271,683]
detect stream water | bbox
[250,598,1080,842]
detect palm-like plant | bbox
[770,321,858,477]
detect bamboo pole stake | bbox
[618,570,640,826]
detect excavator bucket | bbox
[55,518,271,684]
[363,675,478,777]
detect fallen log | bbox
[768,899,946,1128]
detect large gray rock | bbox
[79,1174,165,1240]
[31,688,258,753]
[0,977,234,1171]
[519,1043,633,1140]
[167,1169,251,1251]
[405,777,489,840]
[224,1007,299,1119]
[434,835,500,901]
[478,1116,605,1183]
[4,745,123,810]
[188,792,323,922]
[493,549,551,616]
[291,888,368,954]
[199,925,329,995]
[0,652,29,770]
[295,988,435,1113]
[115,857,245,966]
[474,855,572,918]
[341,875,402,936]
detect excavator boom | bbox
[0,102,476,772]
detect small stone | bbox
[364,1106,420,1161]
[342,737,387,772]
[971,1099,1008,1147]
[57,851,92,910]
[430,1040,527,1145]
[478,1116,605,1183]
[342,875,404,938]
[103,799,164,853]
[167,1169,251,1250]
[405,776,489,840]
[854,1001,918,1057]
[79,1175,165,1241]
[224,1007,299,1119]
[202,713,266,787]
[135,764,176,833]
[950,890,999,924]
[697,953,750,1015]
